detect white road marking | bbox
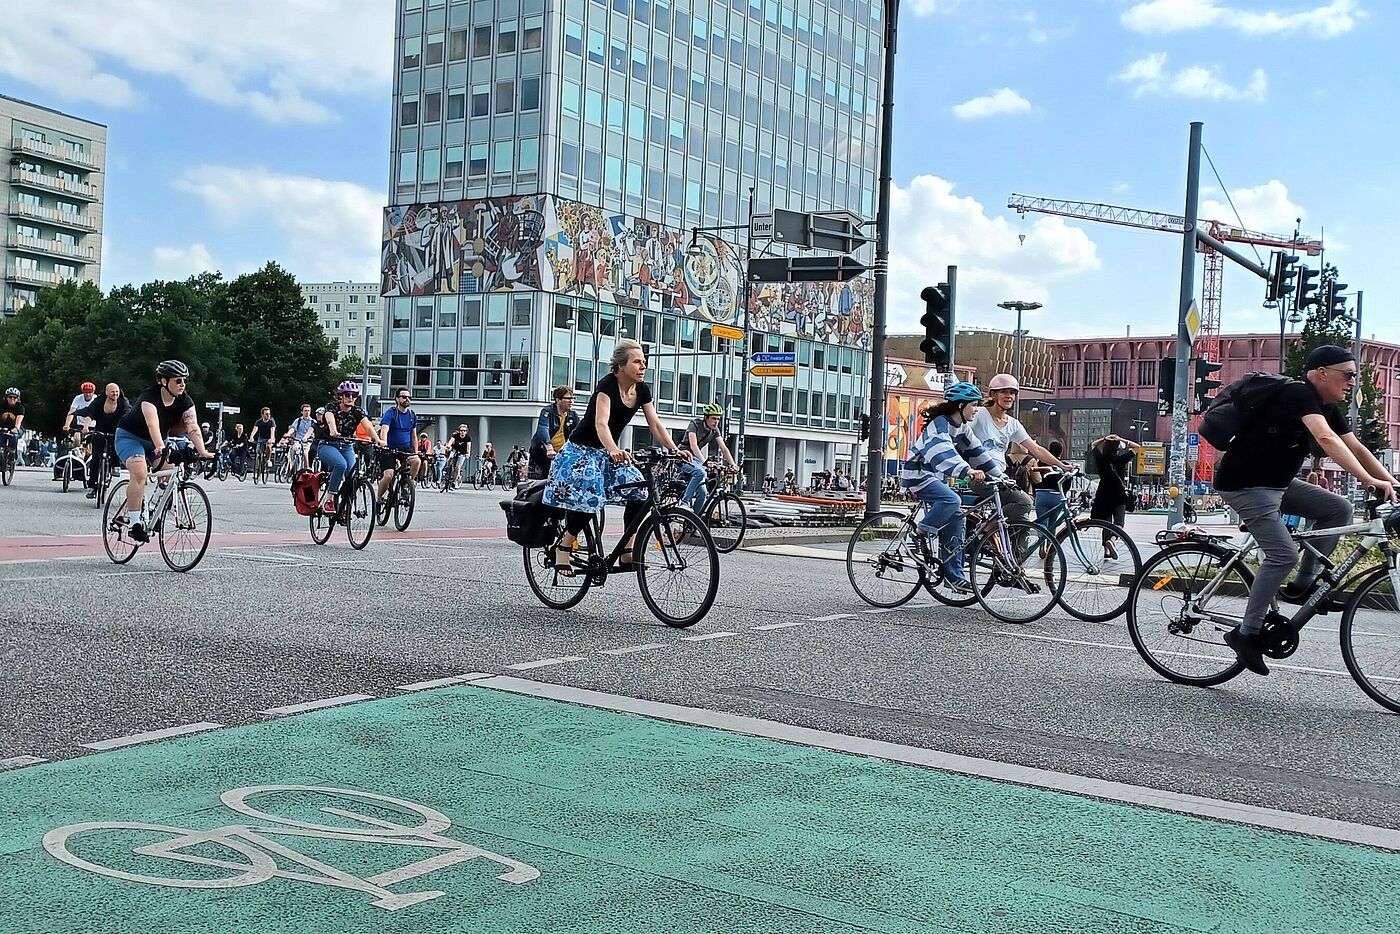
[996,631,1134,651]
[396,673,495,691]
[508,655,588,670]
[681,631,739,642]
[0,755,47,769]
[259,694,376,716]
[81,722,224,751]
[475,676,1400,853]
[222,550,310,564]
[806,613,856,622]
[861,608,901,615]
[600,643,669,656]
[745,544,847,561]
[751,621,807,631]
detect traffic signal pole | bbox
[1168,122,1203,528]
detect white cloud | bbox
[1122,0,1361,37]
[887,175,1101,335]
[0,0,393,123]
[1115,52,1267,101]
[908,0,961,14]
[151,243,217,281]
[951,88,1033,120]
[173,166,382,282]
[1201,179,1306,234]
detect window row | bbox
[1057,359,1164,389]
[400,77,540,126]
[401,17,544,70]
[397,138,539,184]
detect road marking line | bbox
[862,608,900,615]
[681,631,739,642]
[996,631,1134,650]
[259,694,376,716]
[806,613,855,622]
[752,621,807,631]
[474,676,1400,853]
[222,550,310,563]
[396,673,495,691]
[508,655,588,670]
[0,755,47,769]
[600,643,668,656]
[81,722,224,751]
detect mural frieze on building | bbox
[381,194,871,348]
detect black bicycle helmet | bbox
[155,359,190,379]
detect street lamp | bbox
[996,299,1042,417]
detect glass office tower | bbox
[383,0,881,483]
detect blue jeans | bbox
[1034,490,1065,530]
[319,441,355,493]
[679,461,708,513]
[915,481,966,583]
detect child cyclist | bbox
[899,381,1003,592]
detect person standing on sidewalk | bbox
[1088,433,1142,556]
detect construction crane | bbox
[1006,193,1323,482]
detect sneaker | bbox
[85,488,98,499]
[943,577,974,595]
[127,523,149,544]
[1279,579,1319,605]
[1223,628,1270,676]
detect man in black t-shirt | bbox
[248,407,277,462]
[1215,345,1396,675]
[0,388,26,451]
[76,383,130,497]
[444,423,472,487]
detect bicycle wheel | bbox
[1126,542,1248,686]
[524,518,595,610]
[309,502,334,544]
[344,478,376,549]
[93,458,108,509]
[157,481,212,572]
[1054,518,1141,623]
[846,510,924,608]
[471,468,483,490]
[1,450,12,486]
[1339,566,1400,713]
[968,520,1066,624]
[704,491,747,553]
[102,480,139,564]
[217,461,229,481]
[635,508,719,628]
[251,455,261,485]
[393,475,416,531]
[61,458,73,492]
[923,533,979,608]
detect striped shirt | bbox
[899,415,1001,493]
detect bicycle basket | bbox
[290,469,321,516]
[501,480,561,548]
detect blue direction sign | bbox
[752,352,796,365]
[1187,432,1200,446]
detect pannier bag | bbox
[1197,372,1297,451]
[290,469,321,516]
[501,480,561,548]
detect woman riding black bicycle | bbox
[544,338,689,572]
[318,380,379,513]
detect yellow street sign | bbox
[1185,300,1200,344]
[750,365,797,378]
[711,324,745,340]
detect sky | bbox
[3,0,1395,345]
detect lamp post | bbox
[362,325,375,413]
[997,300,1042,418]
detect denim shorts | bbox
[113,427,156,463]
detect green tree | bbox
[1356,361,1389,454]
[1283,305,1353,377]
[334,352,384,384]
[0,280,105,430]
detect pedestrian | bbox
[1089,433,1141,556]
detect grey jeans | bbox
[1220,479,1353,634]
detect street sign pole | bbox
[1169,121,1203,529]
[735,187,755,494]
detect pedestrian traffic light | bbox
[1265,251,1299,304]
[919,283,952,369]
[1325,278,1348,322]
[1157,357,1175,417]
[1192,358,1223,414]
[857,412,870,442]
[1296,265,1320,309]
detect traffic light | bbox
[1192,358,1223,414]
[1296,265,1320,309]
[857,412,870,442]
[919,283,953,368]
[1325,277,1348,321]
[1157,357,1176,417]
[1360,415,1385,452]
[1265,251,1299,304]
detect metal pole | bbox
[1013,305,1023,418]
[1168,121,1203,528]
[864,0,898,518]
[362,326,373,412]
[1349,290,1364,502]
[735,187,755,493]
[945,265,957,372]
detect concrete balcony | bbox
[4,265,73,287]
[10,136,100,172]
[10,167,100,202]
[7,199,99,232]
[6,233,95,263]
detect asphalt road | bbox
[1,466,1397,834]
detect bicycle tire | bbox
[1126,542,1248,687]
[471,468,483,490]
[1,451,12,486]
[309,504,334,544]
[524,519,596,610]
[217,462,229,481]
[498,467,513,491]
[1054,518,1142,623]
[62,458,73,493]
[393,475,416,531]
[635,508,719,628]
[967,520,1066,624]
[102,480,139,564]
[344,478,375,549]
[704,492,747,554]
[846,510,924,608]
[93,458,108,509]
[1339,566,1400,714]
[157,481,212,572]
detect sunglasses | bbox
[167,377,188,384]
[1327,366,1359,382]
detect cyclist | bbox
[281,403,317,470]
[1029,439,1068,523]
[545,339,688,573]
[1216,345,1396,675]
[74,383,129,499]
[529,386,579,479]
[968,375,1073,535]
[376,388,420,502]
[318,380,379,511]
[0,388,26,464]
[416,432,433,480]
[248,406,277,469]
[225,422,250,474]
[200,421,215,449]
[113,361,214,543]
[678,403,739,515]
[505,444,528,483]
[481,441,498,479]
[444,423,472,488]
[898,380,1001,593]
[62,381,98,436]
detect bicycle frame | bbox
[576,455,678,579]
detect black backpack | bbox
[1198,372,1298,451]
[500,480,562,548]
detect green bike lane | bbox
[1,681,1396,934]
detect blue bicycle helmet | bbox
[943,381,983,404]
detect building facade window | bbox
[1058,362,1075,388]
[1137,359,1154,385]
[1084,361,1101,386]
[1109,361,1127,387]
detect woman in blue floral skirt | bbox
[545,339,689,571]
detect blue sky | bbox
[4,0,1394,343]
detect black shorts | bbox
[378,448,415,472]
